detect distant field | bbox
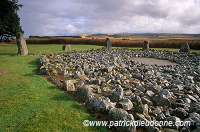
[82,33,200,40]
[27,33,200,41]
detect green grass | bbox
[0,44,107,132]
[0,44,103,55]
[27,44,102,54]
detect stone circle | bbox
[39,48,200,132]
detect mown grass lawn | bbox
[0,44,106,132]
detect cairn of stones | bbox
[180,43,190,52]
[62,44,71,52]
[39,49,200,132]
[16,32,28,55]
[105,38,112,49]
[143,40,149,50]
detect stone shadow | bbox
[50,92,76,102]
[0,53,14,56]
[23,58,40,76]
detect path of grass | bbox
[0,44,107,132]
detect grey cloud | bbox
[18,0,200,37]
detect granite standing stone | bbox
[179,43,190,52]
[16,32,28,55]
[62,44,71,52]
[105,38,112,49]
[143,40,149,50]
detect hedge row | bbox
[26,38,200,49]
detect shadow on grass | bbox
[70,103,84,110]
[24,58,40,76]
[0,53,15,56]
[48,86,57,90]
[51,93,75,102]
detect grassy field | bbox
[0,44,200,132]
[0,44,107,132]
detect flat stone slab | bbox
[131,57,178,65]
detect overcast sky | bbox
[18,0,200,37]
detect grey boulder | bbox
[75,85,93,102]
[109,108,136,132]
[87,97,115,113]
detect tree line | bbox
[0,0,23,42]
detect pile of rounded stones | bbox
[39,49,200,132]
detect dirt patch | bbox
[131,57,178,65]
[0,71,8,76]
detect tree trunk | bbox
[0,35,3,42]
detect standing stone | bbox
[143,40,149,50]
[179,43,190,52]
[105,38,112,49]
[16,32,28,55]
[62,44,71,52]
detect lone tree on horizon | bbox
[0,0,24,42]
